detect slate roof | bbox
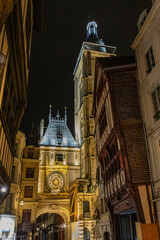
[40,109,78,147]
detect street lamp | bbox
[1,187,6,192]
[20,201,24,207]
[0,185,7,193]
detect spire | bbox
[56,110,60,120]
[49,105,52,122]
[64,106,67,124]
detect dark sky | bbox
[20,0,151,137]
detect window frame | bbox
[26,168,35,178]
[55,153,63,162]
[152,86,160,119]
[145,46,155,74]
[24,186,33,198]
[22,209,31,223]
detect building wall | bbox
[93,58,155,239]
[19,146,39,221]
[132,0,160,226]
[38,146,80,194]
[0,0,34,204]
[0,131,25,240]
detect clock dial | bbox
[47,172,64,192]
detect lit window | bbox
[146,47,155,74]
[152,86,160,119]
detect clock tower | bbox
[38,106,80,196]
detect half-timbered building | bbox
[93,56,157,239]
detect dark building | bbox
[0,0,43,204]
[93,56,156,239]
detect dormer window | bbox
[55,154,63,163]
[57,131,62,145]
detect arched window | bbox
[84,228,90,240]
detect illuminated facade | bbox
[17,108,81,240]
[0,0,42,204]
[0,131,25,240]
[132,0,160,230]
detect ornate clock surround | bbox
[46,171,65,192]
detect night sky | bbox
[20,0,151,138]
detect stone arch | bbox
[36,204,69,223]
[36,203,70,240]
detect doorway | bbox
[36,213,65,240]
[117,209,137,240]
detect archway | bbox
[35,213,65,240]
[35,204,70,240]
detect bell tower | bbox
[74,19,116,185]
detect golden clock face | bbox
[48,173,64,192]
